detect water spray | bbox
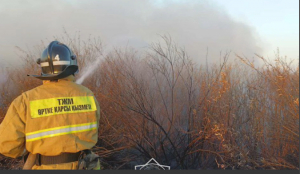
[75,51,107,85]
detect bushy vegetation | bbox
[0,34,298,170]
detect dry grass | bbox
[0,35,298,169]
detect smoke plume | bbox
[0,0,264,67]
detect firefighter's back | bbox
[23,76,100,169]
[24,76,99,156]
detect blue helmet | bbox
[28,41,78,80]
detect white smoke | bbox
[0,69,7,85]
[0,0,266,67]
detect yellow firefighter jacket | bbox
[0,75,100,169]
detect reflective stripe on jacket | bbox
[0,75,100,158]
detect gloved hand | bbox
[78,150,101,170]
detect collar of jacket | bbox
[42,75,75,84]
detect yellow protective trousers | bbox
[0,75,100,169]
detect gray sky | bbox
[0,0,298,68]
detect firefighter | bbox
[0,41,100,170]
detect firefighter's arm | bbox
[0,95,26,158]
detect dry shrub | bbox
[0,35,298,170]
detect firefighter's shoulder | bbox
[71,82,96,95]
